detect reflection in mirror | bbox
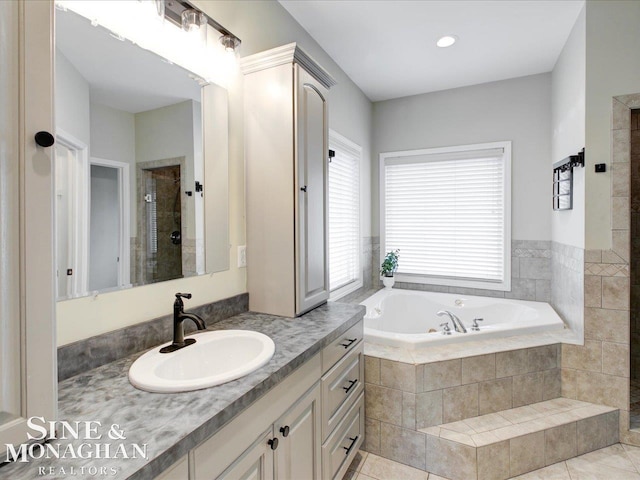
[55,7,215,299]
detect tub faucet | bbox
[436,310,467,334]
[160,293,207,353]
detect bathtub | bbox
[361,288,566,350]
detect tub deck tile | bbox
[422,398,619,480]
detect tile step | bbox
[421,398,619,480]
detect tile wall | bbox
[364,346,561,470]
[561,94,640,443]
[370,239,552,302]
[631,109,640,379]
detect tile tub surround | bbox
[57,293,249,381]
[383,239,552,302]
[363,344,562,470]
[551,242,585,338]
[0,302,365,479]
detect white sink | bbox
[128,330,275,393]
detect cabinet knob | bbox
[268,437,279,450]
[300,185,307,192]
[279,425,290,437]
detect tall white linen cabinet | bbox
[242,43,336,317]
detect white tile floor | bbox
[344,443,640,480]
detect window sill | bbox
[329,279,364,301]
[394,273,510,292]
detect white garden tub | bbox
[361,288,565,350]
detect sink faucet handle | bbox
[176,293,192,300]
[440,322,452,335]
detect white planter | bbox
[382,276,395,289]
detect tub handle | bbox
[340,338,358,349]
[472,318,484,331]
[440,322,452,335]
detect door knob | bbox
[35,131,55,147]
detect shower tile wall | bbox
[151,165,183,283]
[632,109,640,379]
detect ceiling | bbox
[279,0,584,102]
[56,8,201,114]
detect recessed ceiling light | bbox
[437,35,457,48]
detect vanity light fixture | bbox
[220,34,241,53]
[181,8,206,33]
[165,0,241,53]
[437,35,458,48]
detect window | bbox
[380,141,511,291]
[329,130,362,298]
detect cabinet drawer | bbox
[322,392,364,480]
[321,342,363,441]
[322,321,363,373]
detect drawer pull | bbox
[342,436,359,456]
[268,438,279,450]
[279,425,290,437]
[340,338,358,349]
[342,379,358,394]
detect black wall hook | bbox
[35,131,55,148]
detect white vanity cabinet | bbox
[193,354,322,480]
[242,43,336,318]
[188,320,364,480]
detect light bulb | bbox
[437,35,458,48]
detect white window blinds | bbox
[329,131,361,293]
[382,142,511,289]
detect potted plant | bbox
[380,249,400,289]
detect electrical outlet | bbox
[237,245,247,268]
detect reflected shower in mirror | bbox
[55,7,211,299]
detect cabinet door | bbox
[218,428,275,480]
[295,66,329,314]
[155,456,189,480]
[275,383,322,480]
[0,0,56,449]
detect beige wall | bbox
[585,0,640,250]
[551,7,585,249]
[90,102,137,232]
[57,0,373,346]
[55,50,90,145]
[371,73,552,242]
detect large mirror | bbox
[54,6,229,300]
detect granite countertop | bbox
[1,302,365,480]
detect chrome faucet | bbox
[436,310,467,334]
[160,293,207,353]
